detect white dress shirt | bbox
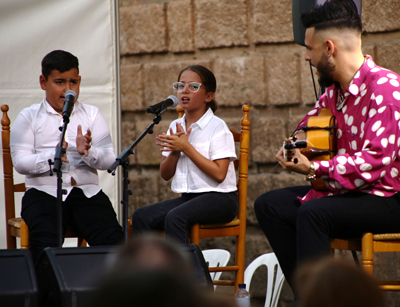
[10,98,116,200]
[163,108,237,193]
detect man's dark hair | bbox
[41,50,79,80]
[301,0,362,33]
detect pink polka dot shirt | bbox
[297,56,400,203]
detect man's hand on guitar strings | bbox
[276,147,311,175]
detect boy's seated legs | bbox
[22,188,123,265]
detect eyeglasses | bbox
[172,82,203,93]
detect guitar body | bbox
[296,108,337,190]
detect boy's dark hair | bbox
[41,50,79,80]
[301,0,362,33]
[178,65,218,113]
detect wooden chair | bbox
[331,234,400,291]
[185,105,251,292]
[1,104,87,249]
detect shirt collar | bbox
[342,55,373,97]
[194,108,214,129]
[179,108,214,130]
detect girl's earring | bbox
[328,54,333,63]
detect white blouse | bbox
[163,108,237,193]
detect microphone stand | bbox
[49,115,71,247]
[108,109,167,241]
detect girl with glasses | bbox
[131,65,239,244]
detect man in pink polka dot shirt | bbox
[254,0,400,292]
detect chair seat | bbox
[373,233,400,240]
[8,217,81,237]
[199,218,240,229]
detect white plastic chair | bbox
[244,253,285,307]
[202,249,231,290]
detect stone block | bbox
[167,0,195,53]
[135,120,171,165]
[121,120,137,165]
[376,44,400,76]
[224,117,242,134]
[246,173,305,226]
[143,60,211,106]
[120,64,144,111]
[288,114,306,136]
[119,3,167,55]
[244,227,272,265]
[267,53,301,106]
[214,57,265,107]
[362,0,400,33]
[251,117,287,163]
[361,45,376,60]
[252,0,294,44]
[194,0,248,49]
[128,173,159,216]
[300,57,319,105]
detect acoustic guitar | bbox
[284,108,337,190]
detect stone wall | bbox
[118,0,400,305]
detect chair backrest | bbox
[202,249,231,281]
[1,105,27,247]
[244,253,285,307]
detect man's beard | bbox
[316,53,335,88]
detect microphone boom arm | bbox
[108,109,167,241]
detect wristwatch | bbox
[305,161,316,181]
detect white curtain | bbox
[0,0,120,248]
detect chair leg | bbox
[78,237,87,247]
[235,234,246,292]
[20,221,29,249]
[361,232,374,276]
[190,224,200,245]
[128,218,132,239]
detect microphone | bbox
[63,90,77,122]
[147,95,179,114]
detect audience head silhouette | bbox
[294,257,385,307]
[86,234,234,307]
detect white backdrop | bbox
[0,0,121,248]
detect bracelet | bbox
[305,161,316,182]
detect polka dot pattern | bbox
[375,95,383,105]
[297,56,400,204]
[349,84,359,95]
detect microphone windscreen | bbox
[65,90,77,101]
[168,95,179,107]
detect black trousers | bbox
[254,185,400,290]
[132,192,239,244]
[21,188,124,264]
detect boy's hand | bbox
[76,125,92,156]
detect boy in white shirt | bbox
[10,50,123,264]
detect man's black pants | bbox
[254,185,400,290]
